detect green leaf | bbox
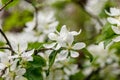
[3,10,33,31]
[103,35,117,49]
[2,0,19,8]
[81,48,93,62]
[0,77,3,80]
[70,71,85,80]
[24,68,43,80]
[104,38,112,49]
[29,55,46,68]
[109,42,120,57]
[96,22,115,44]
[51,0,71,9]
[0,41,5,46]
[28,42,43,50]
[48,49,61,74]
[2,0,9,4]
[49,50,58,68]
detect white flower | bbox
[3,65,27,80]
[64,64,79,76]
[21,49,34,61]
[44,25,85,60]
[105,7,120,42]
[105,7,120,26]
[2,59,27,80]
[37,10,59,34]
[44,25,81,50]
[9,42,34,61]
[14,67,27,80]
[87,42,117,67]
[57,40,85,60]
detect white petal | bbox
[110,8,120,16]
[16,68,26,75]
[0,53,9,63]
[15,76,27,80]
[64,67,71,75]
[111,26,120,34]
[72,42,86,50]
[43,42,56,48]
[60,25,68,36]
[66,33,74,45]
[57,50,68,61]
[23,49,34,57]
[10,59,19,71]
[48,33,58,40]
[21,49,34,61]
[49,21,59,28]
[107,17,120,25]
[113,36,120,42]
[70,51,79,58]
[19,42,28,52]
[70,29,81,36]
[0,63,6,70]
[8,55,19,59]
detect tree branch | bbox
[25,0,43,30]
[81,8,104,27]
[0,0,13,11]
[0,46,11,50]
[0,29,14,53]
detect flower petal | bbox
[0,63,6,70]
[113,36,120,42]
[19,42,28,52]
[15,76,27,80]
[70,51,79,58]
[72,42,86,50]
[60,25,68,36]
[57,50,68,61]
[111,26,120,34]
[10,59,19,71]
[110,8,120,16]
[48,33,58,40]
[43,42,56,48]
[21,49,34,61]
[66,33,74,45]
[70,29,81,36]
[16,68,26,75]
[107,17,120,25]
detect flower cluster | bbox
[2,0,120,80]
[0,49,33,80]
[106,7,120,42]
[44,25,86,60]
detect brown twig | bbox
[0,0,13,11]
[0,29,14,53]
[81,8,104,27]
[0,46,11,50]
[74,1,103,27]
[0,67,7,77]
[25,0,39,30]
